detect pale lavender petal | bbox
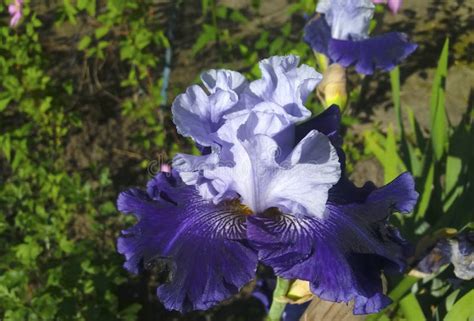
[317,0,374,41]
[172,70,248,146]
[220,104,292,144]
[249,55,322,123]
[172,85,215,146]
[203,112,341,216]
[201,69,247,94]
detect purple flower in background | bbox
[117,55,418,314]
[8,0,23,27]
[304,0,416,74]
[373,0,403,14]
[417,230,474,280]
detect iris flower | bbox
[304,0,417,74]
[8,0,23,27]
[417,230,474,281]
[117,55,418,314]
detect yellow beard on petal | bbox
[224,199,254,216]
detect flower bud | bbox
[317,63,348,110]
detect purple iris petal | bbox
[303,15,331,56]
[329,32,418,75]
[295,105,342,147]
[295,105,347,175]
[117,171,257,312]
[247,172,418,314]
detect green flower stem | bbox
[315,52,329,73]
[266,277,291,321]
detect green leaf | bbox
[216,6,228,19]
[39,96,52,113]
[389,275,419,302]
[445,289,461,312]
[406,142,423,177]
[363,126,406,184]
[0,95,12,112]
[192,24,216,55]
[63,0,78,24]
[443,155,463,211]
[15,237,42,266]
[201,0,210,16]
[430,38,449,161]
[415,162,434,222]
[134,30,152,49]
[78,35,91,50]
[118,303,142,321]
[77,0,96,15]
[230,10,248,23]
[390,66,403,135]
[445,290,474,321]
[384,125,405,183]
[95,26,109,39]
[255,31,269,50]
[400,293,426,321]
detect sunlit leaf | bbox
[445,290,474,321]
[400,293,426,321]
[415,162,434,222]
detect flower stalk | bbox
[266,277,291,321]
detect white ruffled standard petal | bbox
[172,70,247,146]
[203,112,341,217]
[249,55,322,123]
[317,0,374,41]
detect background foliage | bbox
[0,0,472,320]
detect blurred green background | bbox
[0,0,472,320]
